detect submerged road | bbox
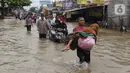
[0,19,130,73]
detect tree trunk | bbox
[1,0,5,19]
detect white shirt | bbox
[50,18,56,25]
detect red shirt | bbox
[73,26,86,32]
[59,17,65,22]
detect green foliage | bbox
[29,7,38,13]
[7,0,32,7]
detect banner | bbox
[56,1,62,6]
[64,2,72,9]
[77,0,87,4]
[104,0,111,5]
[92,0,104,4]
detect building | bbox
[39,0,52,6]
[107,0,130,30]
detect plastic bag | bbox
[78,37,95,50]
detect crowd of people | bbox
[25,13,68,39]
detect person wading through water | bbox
[64,18,99,65]
[25,15,33,32]
[37,15,50,39]
[64,17,93,64]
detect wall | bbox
[107,0,130,29]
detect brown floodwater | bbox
[0,19,130,73]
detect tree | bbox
[0,0,4,19]
[29,7,38,13]
[7,0,32,7]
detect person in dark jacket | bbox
[55,16,68,36]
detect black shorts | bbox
[77,46,91,64]
[39,34,46,38]
[26,25,31,31]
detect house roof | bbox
[64,5,106,13]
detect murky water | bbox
[0,19,130,73]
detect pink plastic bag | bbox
[78,37,95,50]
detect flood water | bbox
[0,19,130,73]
